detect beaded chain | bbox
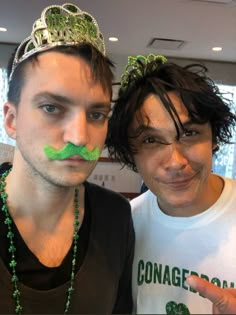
[0,168,79,314]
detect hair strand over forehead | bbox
[106,62,236,172]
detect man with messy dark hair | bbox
[107,54,236,314]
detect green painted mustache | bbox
[44,142,100,161]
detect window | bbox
[213,85,236,179]
[0,68,15,145]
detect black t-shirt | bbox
[0,163,90,290]
[0,164,134,313]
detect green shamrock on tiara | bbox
[120,53,167,88]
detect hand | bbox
[187,275,236,314]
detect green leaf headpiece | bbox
[120,53,167,89]
[9,3,106,81]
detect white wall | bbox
[88,149,142,195]
[88,160,142,194]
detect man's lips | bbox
[59,155,89,164]
[161,175,196,189]
[65,155,86,161]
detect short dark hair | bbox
[7,43,114,106]
[106,62,236,172]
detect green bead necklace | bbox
[0,168,79,314]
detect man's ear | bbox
[3,102,17,140]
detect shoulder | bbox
[226,176,236,186]
[214,175,236,208]
[131,189,152,206]
[0,163,12,175]
[85,181,129,203]
[85,182,134,241]
[218,175,236,189]
[131,189,155,216]
[84,181,131,215]
[222,175,236,192]
[130,190,157,233]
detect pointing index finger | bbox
[187,275,236,314]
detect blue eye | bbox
[91,112,105,120]
[43,105,59,113]
[88,111,110,123]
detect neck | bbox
[5,162,83,220]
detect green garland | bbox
[0,168,79,314]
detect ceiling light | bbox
[0,27,7,32]
[109,37,118,42]
[212,47,222,51]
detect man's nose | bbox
[164,142,188,171]
[63,111,89,147]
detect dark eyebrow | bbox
[181,119,200,129]
[32,92,74,105]
[133,118,198,136]
[32,92,111,109]
[90,102,111,110]
[132,125,162,137]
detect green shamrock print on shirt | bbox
[166,301,190,314]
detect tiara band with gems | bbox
[9,3,106,81]
[120,53,167,89]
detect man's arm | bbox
[187,275,236,314]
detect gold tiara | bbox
[9,3,106,80]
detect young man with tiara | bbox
[106,54,236,314]
[0,3,134,313]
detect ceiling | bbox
[1,0,236,63]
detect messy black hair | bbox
[106,61,236,172]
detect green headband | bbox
[120,53,167,89]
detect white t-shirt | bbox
[131,176,236,314]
